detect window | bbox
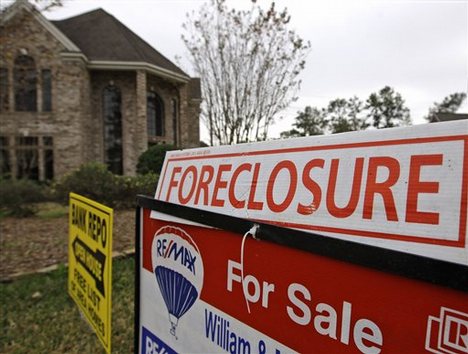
[43,136,54,180]
[0,136,54,180]
[0,137,11,179]
[0,68,8,112]
[103,85,123,175]
[14,55,37,111]
[147,91,164,137]
[41,69,52,112]
[16,137,39,180]
[171,98,178,145]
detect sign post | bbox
[68,193,113,353]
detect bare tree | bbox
[182,0,310,145]
[0,0,63,12]
[33,0,63,12]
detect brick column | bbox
[178,83,189,147]
[135,70,148,173]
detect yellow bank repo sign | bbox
[68,193,113,353]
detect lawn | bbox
[0,257,135,353]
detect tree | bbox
[365,86,411,129]
[182,0,310,145]
[33,0,63,12]
[326,96,368,134]
[1,0,63,12]
[425,92,467,122]
[280,106,326,138]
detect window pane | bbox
[16,149,39,180]
[44,148,54,180]
[42,69,52,112]
[103,86,123,175]
[0,136,7,148]
[147,92,156,136]
[0,137,10,179]
[147,91,164,137]
[16,136,38,146]
[0,68,8,112]
[14,55,37,112]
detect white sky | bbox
[10,0,468,140]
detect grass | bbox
[35,203,69,219]
[0,257,135,353]
[0,202,68,220]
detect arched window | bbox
[147,91,164,137]
[103,85,123,174]
[14,55,37,111]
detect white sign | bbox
[154,121,468,265]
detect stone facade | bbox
[0,2,201,180]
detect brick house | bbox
[0,0,201,180]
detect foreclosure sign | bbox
[68,193,113,353]
[154,121,468,265]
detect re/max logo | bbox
[156,238,197,275]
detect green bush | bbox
[52,162,158,209]
[52,162,118,206]
[0,179,46,217]
[137,144,177,174]
[113,172,159,209]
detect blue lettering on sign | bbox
[205,309,251,354]
[142,326,177,354]
[156,239,197,275]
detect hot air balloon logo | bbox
[151,226,204,339]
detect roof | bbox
[52,8,188,78]
[431,113,468,123]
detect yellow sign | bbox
[68,193,113,353]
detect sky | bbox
[11,0,468,139]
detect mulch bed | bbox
[0,210,136,280]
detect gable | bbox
[1,0,80,53]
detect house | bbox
[0,0,201,180]
[428,112,468,123]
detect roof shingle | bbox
[52,8,187,77]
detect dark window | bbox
[16,136,38,146]
[14,55,37,111]
[103,85,123,174]
[15,137,39,180]
[0,137,11,179]
[44,149,53,180]
[16,149,39,180]
[147,91,164,137]
[171,98,178,145]
[19,137,37,146]
[41,69,52,112]
[0,68,8,112]
[43,136,54,180]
